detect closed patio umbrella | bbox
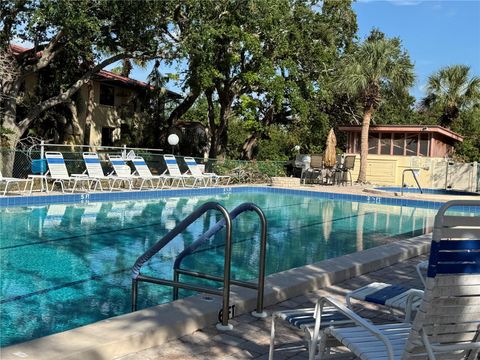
[324,128,337,168]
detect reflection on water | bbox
[0,193,438,347]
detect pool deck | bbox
[116,255,427,360]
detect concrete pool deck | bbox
[117,254,428,360]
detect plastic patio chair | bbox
[0,170,28,196]
[163,154,202,188]
[28,151,96,193]
[130,156,167,190]
[83,152,136,191]
[309,199,480,360]
[184,156,231,186]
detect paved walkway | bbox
[117,255,426,360]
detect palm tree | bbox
[338,32,414,183]
[422,65,480,128]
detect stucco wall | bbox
[347,154,478,192]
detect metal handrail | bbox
[172,202,268,318]
[401,168,423,196]
[131,201,234,330]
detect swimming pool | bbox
[0,189,444,347]
[375,187,479,196]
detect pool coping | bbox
[1,233,431,360]
[2,185,479,213]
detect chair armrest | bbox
[313,296,396,360]
[416,260,428,287]
[404,289,424,322]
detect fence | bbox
[0,143,288,184]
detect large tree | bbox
[421,65,480,128]
[337,30,414,183]
[166,0,356,159]
[0,0,174,156]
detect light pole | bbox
[168,133,179,154]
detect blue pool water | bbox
[0,191,441,347]
[376,187,479,196]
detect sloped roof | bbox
[339,125,463,142]
[9,44,181,99]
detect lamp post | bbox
[168,134,179,154]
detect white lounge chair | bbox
[163,154,198,187]
[106,154,137,190]
[0,170,28,196]
[29,152,96,193]
[83,152,132,191]
[130,156,168,190]
[184,157,230,186]
[308,200,480,360]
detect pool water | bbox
[1,192,437,347]
[375,187,479,196]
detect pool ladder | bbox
[131,202,267,330]
[401,168,423,196]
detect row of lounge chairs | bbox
[269,199,480,360]
[1,152,230,195]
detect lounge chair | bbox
[308,199,480,360]
[29,152,96,193]
[106,154,138,190]
[163,154,200,187]
[0,170,28,196]
[184,157,230,186]
[130,156,168,189]
[83,152,135,191]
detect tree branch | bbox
[18,52,130,134]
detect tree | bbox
[337,30,414,183]
[0,0,174,156]
[421,65,480,128]
[168,0,356,159]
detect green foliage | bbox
[421,65,480,128]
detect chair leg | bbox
[268,315,277,360]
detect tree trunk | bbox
[241,132,259,160]
[216,93,233,160]
[206,89,217,159]
[0,127,21,177]
[357,105,374,183]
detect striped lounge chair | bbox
[310,199,480,360]
[184,157,230,186]
[29,152,96,193]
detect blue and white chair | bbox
[163,154,198,187]
[184,157,230,186]
[106,154,137,190]
[83,152,134,191]
[29,152,96,193]
[309,200,480,360]
[130,156,167,190]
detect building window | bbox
[101,127,115,146]
[368,133,380,154]
[99,84,115,106]
[419,133,429,156]
[379,133,392,155]
[405,133,418,156]
[392,133,404,155]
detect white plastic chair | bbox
[29,152,95,193]
[130,156,168,189]
[0,170,27,196]
[184,157,230,186]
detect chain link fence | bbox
[0,144,288,185]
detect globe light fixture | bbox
[168,133,180,154]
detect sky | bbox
[123,0,480,101]
[353,0,480,100]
